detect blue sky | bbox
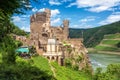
[12,0,120,32]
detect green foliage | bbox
[76,55,83,62]
[95,46,118,51]
[93,64,120,80]
[29,46,36,54]
[0,36,18,64]
[104,33,120,39]
[12,25,27,35]
[15,40,23,47]
[116,42,120,48]
[0,61,55,80]
[0,54,2,63]
[64,58,72,67]
[101,40,120,45]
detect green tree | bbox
[116,42,120,48]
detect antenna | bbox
[82,30,84,41]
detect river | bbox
[88,53,120,71]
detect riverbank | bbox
[88,53,120,71]
[87,48,120,55]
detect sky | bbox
[12,0,120,32]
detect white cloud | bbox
[68,0,120,12]
[32,7,38,12]
[21,26,30,32]
[38,8,45,12]
[71,23,93,28]
[49,0,61,5]
[66,17,71,20]
[21,15,30,18]
[25,5,32,8]
[61,0,73,2]
[51,18,61,25]
[67,2,76,7]
[99,12,120,25]
[12,16,21,22]
[79,16,95,22]
[51,9,60,17]
[12,15,30,32]
[12,15,30,23]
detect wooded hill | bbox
[69,21,120,47]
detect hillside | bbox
[94,33,120,54]
[16,56,92,80]
[32,56,92,80]
[69,21,120,47]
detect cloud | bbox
[21,26,30,32]
[12,16,21,22]
[67,2,76,7]
[21,15,30,18]
[25,5,32,8]
[38,8,45,12]
[12,15,30,22]
[32,7,38,12]
[49,0,61,5]
[51,9,60,17]
[12,15,30,32]
[68,0,120,12]
[79,16,95,22]
[71,23,93,28]
[61,0,73,2]
[51,18,61,25]
[71,23,93,29]
[66,17,71,20]
[99,12,120,25]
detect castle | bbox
[15,9,91,68]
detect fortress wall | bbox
[67,38,83,46]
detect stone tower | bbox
[63,20,69,39]
[30,9,51,46]
[42,9,51,33]
[44,9,51,25]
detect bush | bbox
[93,64,120,80]
[116,42,120,48]
[64,59,72,68]
[0,62,55,80]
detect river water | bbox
[88,53,120,71]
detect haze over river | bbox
[88,53,120,71]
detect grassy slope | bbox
[51,62,91,80]
[31,56,91,80]
[69,21,120,47]
[32,56,53,75]
[95,33,120,52]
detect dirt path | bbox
[48,61,56,77]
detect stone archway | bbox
[47,56,50,59]
[52,56,54,60]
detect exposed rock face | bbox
[14,8,92,71]
[63,40,92,71]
